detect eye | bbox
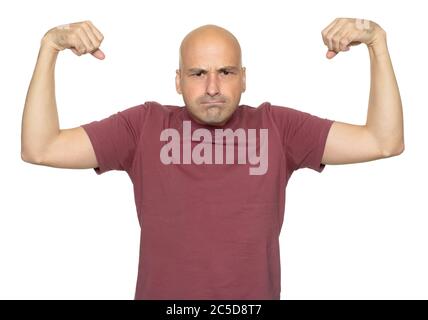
[192,72,203,77]
[221,70,231,75]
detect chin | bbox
[208,120,228,126]
[198,117,226,126]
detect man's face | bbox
[176,26,246,126]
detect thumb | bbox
[91,48,105,60]
[326,50,337,59]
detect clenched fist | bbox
[41,20,105,60]
[321,18,386,59]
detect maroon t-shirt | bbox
[81,101,334,299]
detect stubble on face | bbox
[177,25,246,127]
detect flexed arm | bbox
[21,20,105,168]
[319,18,404,165]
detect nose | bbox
[206,72,220,97]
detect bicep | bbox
[321,121,384,165]
[38,126,98,169]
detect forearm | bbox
[366,33,404,155]
[21,39,60,162]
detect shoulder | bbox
[241,101,297,125]
[240,101,271,112]
[265,102,301,116]
[238,101,275,120]
[120,101,182,121]
[264,102,320,127]
[141,100,181,115]
[240,101,298,116]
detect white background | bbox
[1,0,426,299]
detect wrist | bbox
[367,25,387,48]
[38,40,60,66]
[367,29,388,57]
[40,32,61,55]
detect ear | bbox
[241,67,246,93]
[175,69,182,95]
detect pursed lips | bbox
[201,101,225,105]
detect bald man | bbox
[21,19,404,300]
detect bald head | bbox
[179,24,242,70]
[175,24,246,127]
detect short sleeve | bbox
[80,103,149,175]
[269,103,334,173]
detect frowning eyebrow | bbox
[186,66,240,74]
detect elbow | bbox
[21,150,30,163]
[381,142,405,158]
[21,149,43,164]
